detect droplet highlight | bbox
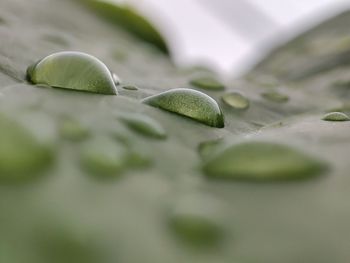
[27,51,118,95]
[120,113,167,139]
[190,77,225,91]
[222,92,249,110]
[322,112,350,121]
[203,141,327,181]
[112,72,120,85]
[142,88,224,128]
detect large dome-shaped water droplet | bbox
[27,51,118,95]
[203,142,327,181]
[322,112,350,121]
[142,88,224,128]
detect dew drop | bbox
[122,85,138,91]
[261,90,289,103]
[322,112,350,121]
[142,88,224,128]
[120,113,167,139]
[222,92,249,110]
[36,225,102,263]
[0,114,53,182]
[168,195,225,247]
[59,117,89,141]
[125,150,153,168]
[203,142,327,181]
[42,34,70,47]
[113,50,128,62]
[112,72,120,85]
[27,51,118,95]
[198,139,223,160]
[189,77,225,91]
[80,137,127,177]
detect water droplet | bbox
[189,77,225,91]
[27,51,118,95]
[112,72,120,85]
[142,88,224,128]
[261,91,289,103]
[122,85,138,91]
[113,50,128,62]
[59,117,89,141]
[120,113,166,139]
[203,142,327,181]
[126,150,153,168]
[80,137,127,177]
[37,224,102,263]
[42,34,70,47]
[322,112,350,121]
[0,114,53,182]
[168,194,225,247]
[222,92,249,110]
[198,139,223,160]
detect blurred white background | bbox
[110,0,350,76]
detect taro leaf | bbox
[0,0,350,263]
[81,0,169,54]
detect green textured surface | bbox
[0,0,350,262]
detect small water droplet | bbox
[122,85,138,91]
[37,224,102,263]
[168,194,225,247]
[222,92,249,110]
[27,51,118,95]
[80,137,127,178]
[261,91,289,103]
[203,142,327,181]
[126,150,153,168]
[142,88,224,128]
[198,139,223,160]
[120,113,167,139]
[112,72,120,85]
[190,77,225,91]
[113,50,128,62]
[0,114,53,182]
[42,34,70,47]
[322,112,350,121]
[59,117,89,141]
